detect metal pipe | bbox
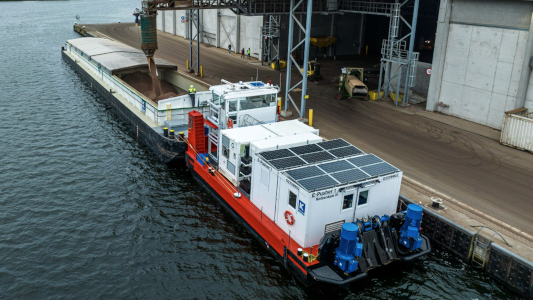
[308,270,368,285]
[300,0,313,118]
[284,0,295,112]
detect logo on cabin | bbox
[312,189,337,201]
[383,174,399,181]
[286,179,300,190]
[298,200,306,216]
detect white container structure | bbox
[501,108,533,153]
[217,120,320,187]
[251,139,403,248]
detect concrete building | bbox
[428,0,533,129]
[157,10,263,58]
[156,0,533,130]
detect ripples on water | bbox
[0,1,522,299]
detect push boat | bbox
[182,80,431,287]
[62,37,212,164]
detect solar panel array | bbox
[258,139,400,192]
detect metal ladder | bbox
[470,225,512,269]
[166,104,172,121]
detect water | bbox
[0,1,522,299]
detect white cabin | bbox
[249,139,403,248]
[217,120,320,187]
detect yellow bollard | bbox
[365,45,369,55]
[186,60,189,70]
[200,66,203,78]
[278,97,282,110]
[309,109,313,127]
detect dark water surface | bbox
[0,1,522,299]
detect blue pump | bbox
[399,204,423,251]
[334,223,363,274]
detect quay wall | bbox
[400,195,533,299]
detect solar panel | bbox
[360,162,398,177]
[297,175,338,191]
[347,154,383,167]
[329,146,364,158]
[269,156,306,170]
[330,169,369,184]
[300,151,336,164]
[286,166,325,180]
[317,160,355,173]
[318,139,350,150]
[289,144,323,155]
[260,148,295,161]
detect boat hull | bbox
[185,153,312,286]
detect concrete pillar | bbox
[162,11,166,33]
[236,15,241,53]
[173,11,177,35]
[516,12,533,109]
[426,0,453,111]
[216,10,220,48]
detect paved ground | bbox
[86,23,533,234]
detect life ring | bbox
[284,210,295,225]
[227,118,234,129]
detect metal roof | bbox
[66,37,176,74]
[258,138,401,192]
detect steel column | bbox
[402,0,419,105]
[283,0,295,113]
[283,0,313,118]
[189,9,200,74]
[300,0,313,118]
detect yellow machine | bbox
[300,61,323,82]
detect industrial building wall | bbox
[156,10,263,58]
[428,0,533,129]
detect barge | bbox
[62,37,211,164]
[182,82,431,287]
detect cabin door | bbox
[353,188,370,220]
[340,188,357,223]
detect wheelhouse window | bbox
[358,191,369,206]
[212,91,225,107]
[342,194,354,210]
[239,94,276,110]
[288,190,297,209]
[228,100,238,112]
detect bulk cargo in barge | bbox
[183,94,431,286]
[62,37,211,164]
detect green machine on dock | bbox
[335,67,369,100]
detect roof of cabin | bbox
[257,138,401,192]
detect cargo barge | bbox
[62,37,211,164]
[181,82,431,287]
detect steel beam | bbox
[402,0,419,105]
[283,0,313,119]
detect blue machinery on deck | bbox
[310,204,430,284]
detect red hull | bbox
[185,149,320,285]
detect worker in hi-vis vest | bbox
[188,85,197,107]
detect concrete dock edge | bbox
[400,195,533,299]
